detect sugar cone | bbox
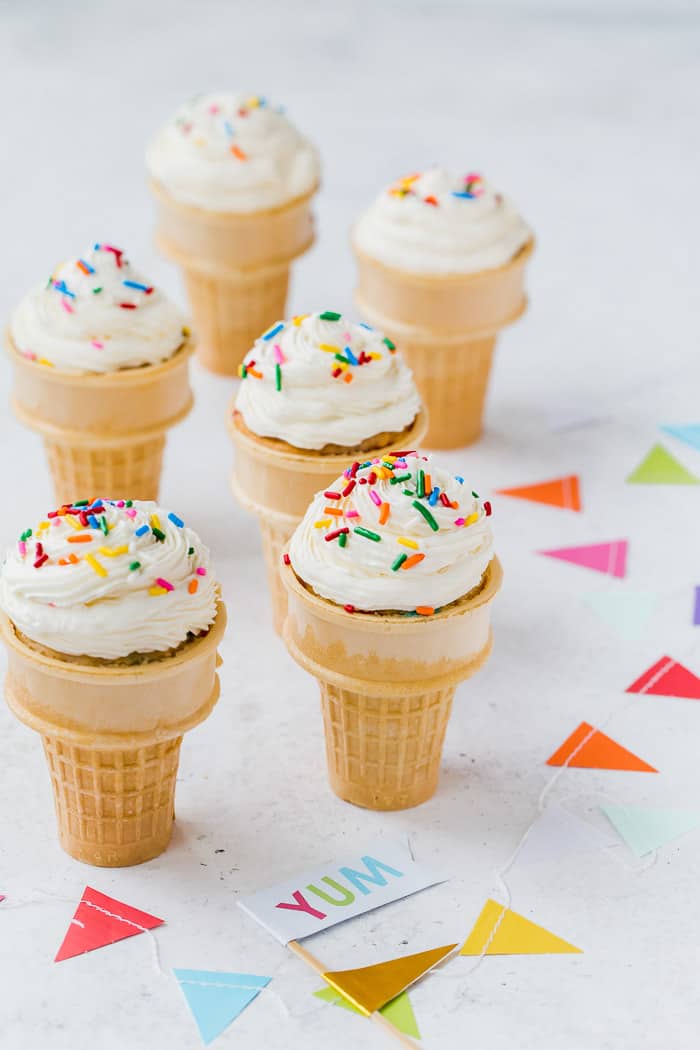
[353,239,534,449]
[228,408,428,635]
[6,334,193,503]
[282,558,502,810]
[151,180,317,375]
[0,601,226,866]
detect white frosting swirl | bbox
[353,167,531,274]
[10,243,187,373]
[146,92,320,212]
[0,500,218,660]
[235,312,422,450]
[289,453,493,612]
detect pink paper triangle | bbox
[539,540,627,578]
[626,656,700,700]
[55,886,164,962]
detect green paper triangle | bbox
[601,805,700,857]
[314,987,421,1039]
[626,444,699,485]
[581,591,656,641]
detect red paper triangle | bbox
[496,475,581,511]
[625,656,700,700]
[539,540,627,578]
[55,886,164,962]
[546,722,657,773]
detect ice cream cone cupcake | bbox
[353,168,533,449]
[147,92,320,375]
[7,243,193,505]
[0,499,226,867]
[228,311,427,633]
[282,453,501,810]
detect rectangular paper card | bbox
[238,840,447,944]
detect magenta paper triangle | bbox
[626,656,700,700]
[539,540,627,579]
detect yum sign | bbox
[238,841,446,943]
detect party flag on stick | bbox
[323,943,456,1016]
[546,722,657,772]
[626,444,699,485]
[539,540,627,578]
[174,969,271,1045]
[625,655,700,700]
[460,899,581,956]
[55,886,164,962]
[495,475,581,511]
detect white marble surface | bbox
[1,2,700,1048]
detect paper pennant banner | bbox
[323,943,456,1016]
[660,424,700,453]
[626,655,700,700]
[546,722,657,773]
[601,806,700,857]
[460,899,581,956]
[580,590,656,641]
[495,475,581,511]
[314,987,421,1038]
[626,444,699,485]
[0,894,5,904]
[539,540,627,579]
[516,803,618,867]
[238,840,446,944]
[174,969,271,1046]
[694,587,700,626]
[55,886,164,962]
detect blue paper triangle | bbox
[581,591,656,641]
[173,969,271,1045]
[601,806,700,857]
[661,424,700,452]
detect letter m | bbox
[338,855,404,896]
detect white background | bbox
[1,2,699,1048]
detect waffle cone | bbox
[353,239,534,449]
[6,334,193,503]
[0,601,226,866]
[282,558,503,809]
[228,408,428,634]
[151,180,317,375]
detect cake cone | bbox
[228,409,428,635]
[0,600,226,867]
[7,334,193,503]
[151,180,316,375]
[282,558,502,810]
[354,239,534,449]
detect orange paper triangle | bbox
[323,942,456,1016]
[496,475,581,511]
[460,899,582,956]
[546,721,657,772]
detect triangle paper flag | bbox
[581,590,656,641]
[546,722,657,773]
[323,943,456,1016]
[516,803,618,867]
[694,587,700,626]
[314,987,421,1039]
[174,969,271,1046]
[539,540,627,579]
[626,655,700,700]
[460,899,581,956]
[55,886,164,962]
[496,475,581,511]
[601,806,700,857]
[660,424,700,453]
[626,444,699,485]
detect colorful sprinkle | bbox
[168,512,184,528]
[354,527,382,542]
[320,311,341,322]
[262,323,284,341]
[412,500,440,531]
[85,554,107,577]
[391,553,408,571]
[401,553,425,570]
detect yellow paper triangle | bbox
[460,899,582,956]
[323,943,457,1015]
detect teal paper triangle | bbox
[174,969,271,1045]
[314,987,421,1038]
[626,444,699,485]
[661,424,700,452]
[581,591,656,641]
[601,806,700,857]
